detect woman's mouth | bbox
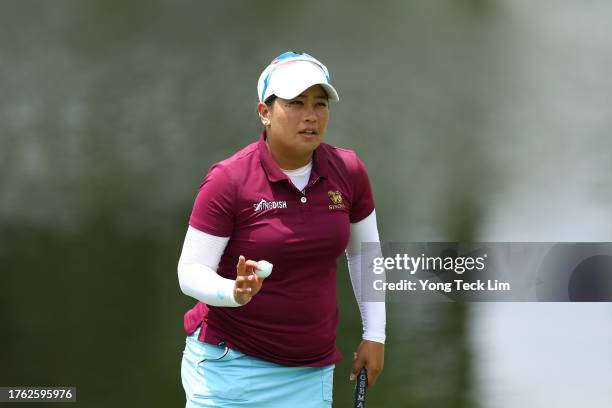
[298,129,318,136]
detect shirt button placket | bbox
[298,194,308,222]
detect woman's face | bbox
[259,85,330,161]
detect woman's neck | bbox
[265,139,313,170]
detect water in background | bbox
[1,1,611,407]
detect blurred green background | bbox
[1,1,611,407]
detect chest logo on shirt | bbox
[253,199,288,212]
[328,191,346,210]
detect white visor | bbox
[257,54,339,103]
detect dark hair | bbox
[264,95,277,108]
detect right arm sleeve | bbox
[177,226,242,307]
[189,163,235,237]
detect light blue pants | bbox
[181,326,334,407]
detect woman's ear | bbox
[257,102,271,127]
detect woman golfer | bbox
[178,51,385,407]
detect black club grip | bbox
[353,368,368,408]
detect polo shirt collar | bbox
[258,131,329,183]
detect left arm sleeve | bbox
[349,157,375,223]
[346,209,386,344]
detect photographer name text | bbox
[373,279,511,293]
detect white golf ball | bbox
[255,260,273,278]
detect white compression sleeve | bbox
[177,226,241,307]
[346,210,386,343]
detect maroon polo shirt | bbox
[184,131,375,367]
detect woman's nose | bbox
[304,104,317,121]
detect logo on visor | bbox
[328,191,346,210]
[253,199,288,212]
